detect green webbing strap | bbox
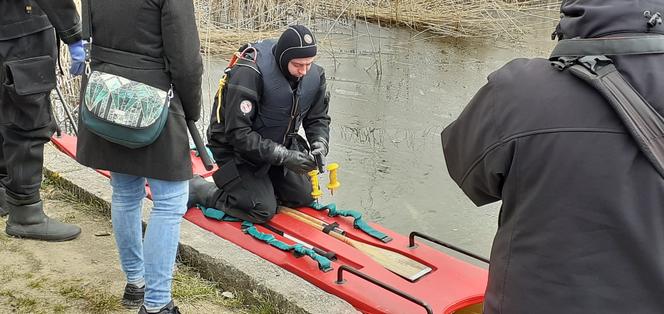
[197,205,242,222]
[310,202,392,243]
[241,222,333,272]
[197,206,332,271]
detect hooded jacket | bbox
[442,1,664,313]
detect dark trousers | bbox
[0,29,57,204]
[210,161,314,223]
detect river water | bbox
[200,17,559,261]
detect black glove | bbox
[272,145,316,174]
[310,138,329,157]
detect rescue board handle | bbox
[409,231,489,264]
[335,265,433,314]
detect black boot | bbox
[187,175,217,208]
[5,201,81,241]
[122,283,145,309]
[138,300,180,314]
[0,187,7,217]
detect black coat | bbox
[0,0,81,130]
[442,1,664,313]
[0,0,81,43]
[76,0,203,181]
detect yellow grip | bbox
[327,163,340,193]
[308,170,322,199]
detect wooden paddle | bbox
[279,207,431,281]
[282,206,347,235]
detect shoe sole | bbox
[122,299,144,309]
[5,229,82,242]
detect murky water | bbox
[201,18,558,261]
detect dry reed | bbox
[195,0,560,56]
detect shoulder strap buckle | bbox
[577,55,613,73]
[551,56,579,71]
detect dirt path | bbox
[0,180,244,314]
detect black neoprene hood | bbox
[273,25,317,81]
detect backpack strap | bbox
[550,35,664,179]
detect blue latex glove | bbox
[68,40,86,76]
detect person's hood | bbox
[273,25,317,82]
[555,0,664,39]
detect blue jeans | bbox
[110,172,188,310]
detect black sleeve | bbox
[33,0,81,44]
[161,0,203,121]
[303,68,331,144]
[441,75,514,206]
[222,65,282,165]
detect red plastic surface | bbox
[51,134,487,313]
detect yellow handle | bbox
[308,170,322,199]
[326,163,340,193]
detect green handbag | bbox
[80,0,172,149]
[81,71,172,148]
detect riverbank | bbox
[0,179,241,314]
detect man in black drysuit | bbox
[188,25,330,223]
[0,0,84,241]
[442,0,664,313]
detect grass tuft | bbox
[58,281,121,313]
[172,264,246,308]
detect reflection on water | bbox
[202,16,558,259]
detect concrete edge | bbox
[43,143,359,314]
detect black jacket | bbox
[0,0,81,43]
[76,0,203,181]
[443,1,664,313]
[207,42,330,166]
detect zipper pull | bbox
[25,4,32,14]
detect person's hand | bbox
[68,40,86,76]
[310,139,329,157]
[283,150,316,174]
[272,145,316,174]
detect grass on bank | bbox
[0,177,276,313]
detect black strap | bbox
[91,44,165,70]
[322,222,339,234]
[81,0,91,41]
[55,34,64,75]
[550,35,664,59]
[212,160,241,189]
[565,56,664,179]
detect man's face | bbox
[288,57,315,78]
